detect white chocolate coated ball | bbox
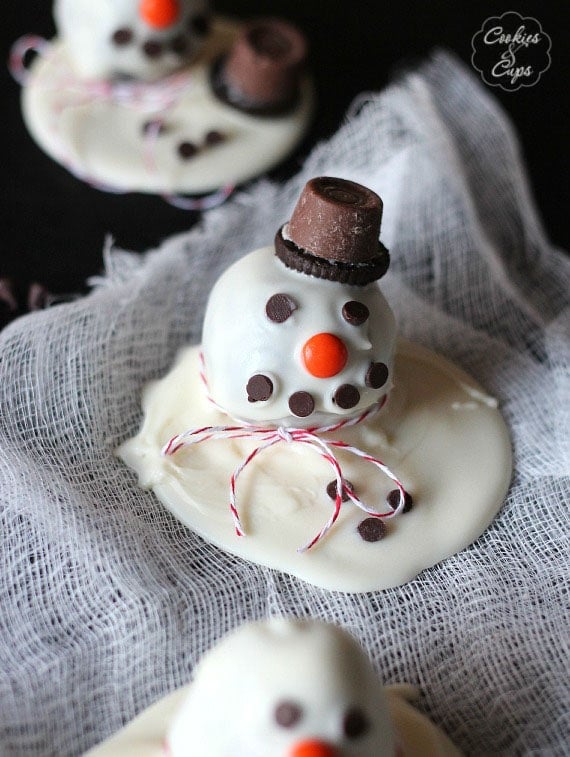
[167,618,396,757]
[54,0,210,81]
[202,246,396,427]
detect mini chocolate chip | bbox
[142,40,163,58]
[333,384,360,409]
[246,374,273,402]
[357,518,387,542]
[342,300,369,326]
[177,141,199,159]
[365,361,389,389]
[142,119,168,136]
[288,391,314,417]
[326,479,354,502]
[274,700,303,728]
[387,489,413,513]
[265,293,297,323]
[112,28,133,46]
[189,14,210,36]
[170,34,188,54]
[204,129,226,146]
[343,708,371,738]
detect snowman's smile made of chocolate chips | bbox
[119,177,513,592]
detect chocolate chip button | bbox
[387,489,413,513]
[142,40,163,58]
[112,27,133,46]
[326,479,355,502]
[246,374,273,402]
[177,141,198,159]
[333,384,360,409]
[288,391,314,417]
[357,518,387,542]
[265,293,297,323]
[204,130,226,146]
[342,300,369,326]
[365,361,389,389]
[343,707,371,738]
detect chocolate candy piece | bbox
[342,300,369,326]
[333,384,360,409]
[326,479,354,502]
[212,18,307,115]
[177,141,198,159]
[343,707,370,738]
[274,700,303,728]
[204,130,226,146]
[246,374,273,402]
[112,28,134,46]
[288,391,314,418]
[387,489,413,513]
[265,293,297,323]
[142,40,163,58]
[365,361,389,389]
[275,178,390,285]
[357,518,387,542]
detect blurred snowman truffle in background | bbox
[202,177,395,426]
[54,0,211,81]
[87,618,463,756]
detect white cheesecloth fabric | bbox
[0,51,568,756]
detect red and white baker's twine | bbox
[9,35,234,210]
[162,355,408,553]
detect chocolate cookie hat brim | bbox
[274,177,390,285]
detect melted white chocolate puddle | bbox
[118,340,512,592]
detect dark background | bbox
[1,1,567,306]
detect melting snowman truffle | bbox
[202,177,396,426]
[86,619,463,756]
[54,0,211,81]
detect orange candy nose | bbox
[290,740,338,757]
[139,0,181,28]
[302,333,348,378]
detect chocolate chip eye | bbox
[265,293,297,323]
[274,700,303,728]
[365,362,388,389]
[343,707,370,739]
[177,141,199,159]
[112,27,134,46]
[342,301,369,326]
[246,374,273,402]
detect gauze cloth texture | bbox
[0,51,568,756]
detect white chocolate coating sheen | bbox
[86,620,463,756]
[202,246,397,426]
[118,341,512,592]
[54,0,210,81]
